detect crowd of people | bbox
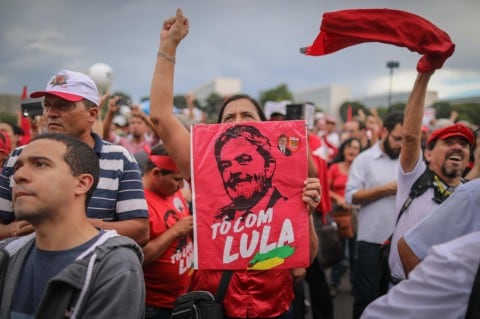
[0,8,479,319]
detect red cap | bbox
[427,123,474,146]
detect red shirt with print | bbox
[143,189,193,308]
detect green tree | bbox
[174,95,187,109]
[259,84,293,106]
[204,92,224,123]
[387,102,406,114]
[452,103,480,126]
[432,101,453,119]
[338,101,369,122]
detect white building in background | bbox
[293,84,350,123]
[356,90,439,109]
[191,77,242,103]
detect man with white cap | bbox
[0,70,149,246]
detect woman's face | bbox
[220,98,262,124]
[344,140,361,163]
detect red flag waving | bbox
[302,9,455,73]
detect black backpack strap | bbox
[465,261,480,319]
[395,168,434,225]
[215,270,233,302]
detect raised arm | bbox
[102,96,120,140]
[149,9,192,179]
[400,72,433,172]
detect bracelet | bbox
[157,51,176,64]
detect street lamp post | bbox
[386,61,400,108]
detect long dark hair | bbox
[329,137,361,166]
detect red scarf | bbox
[302,9,455,73]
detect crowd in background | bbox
[1,9,480,319]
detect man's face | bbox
[425,137,470,180]
[12,139,76,222]
[382,124,403,159]
[344,121,361,139]
[153,169,184,197]
[278,136,288,148]
[43,95,97,139]
[325,121,336,133]
[218,138,273,203]
[128,116,148,139]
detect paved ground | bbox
[303,268,354,319]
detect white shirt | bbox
[362,231,480,319]
[389,156,440,280]
[405,178,480,260]
[345,142,399,244]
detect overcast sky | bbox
[1,0,479,104]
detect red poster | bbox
[191,120,309,270]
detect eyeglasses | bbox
[43,100,77,113]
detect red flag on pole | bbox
[21,85,28,100]
[347,105,353,122]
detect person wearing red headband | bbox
[141,144,193,319]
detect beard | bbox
[383,136,400,159]
[441,164,463,179]
[225,175,271,209]
[132,131,143,139]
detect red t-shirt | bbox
[190,268,294,318]
[327,163,348,198]
[143,189,193,308]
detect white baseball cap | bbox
[30,70,100,106]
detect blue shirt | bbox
[0,133,148,222]
[11,231,104,317]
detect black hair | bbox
[382,111,404,132]
[30,133,99,205]
[216,94,267,123]
[329,137,362,165]
[144,143,175,175]
[214,124,274,173]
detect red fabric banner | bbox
[302,8,455,73]
[191,120,310,270]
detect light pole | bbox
[386,61,399,108]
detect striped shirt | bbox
[0,133,148,223]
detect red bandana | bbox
[143,145,179,172]
[149,155,180,172]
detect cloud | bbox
[1,0,479,103]
[366,68,480,99]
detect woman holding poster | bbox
[149,9,322,319]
